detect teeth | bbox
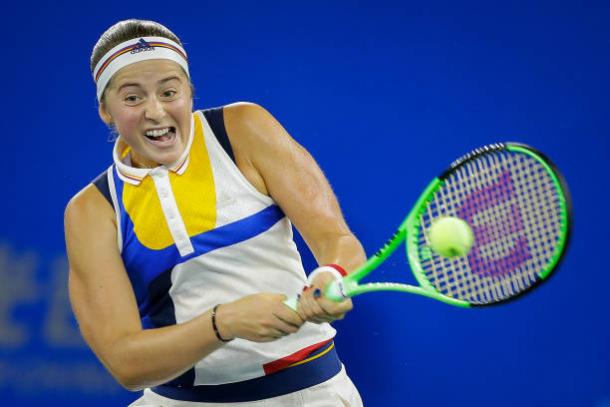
[145,127,171,137]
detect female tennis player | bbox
[64,19,365,406]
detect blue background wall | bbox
[2,1,609,406]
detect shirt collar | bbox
[113,115,195,185]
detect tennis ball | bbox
[428,217,474,258]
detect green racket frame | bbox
[320,143,571,308]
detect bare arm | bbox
[65,185,302,390]
[224,102,367,321]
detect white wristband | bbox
[307,264,346,285]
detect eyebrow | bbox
[117,75,183,92]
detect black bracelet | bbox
[212,304,232,342]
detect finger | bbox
[296,291,311,320]
[309,304,340,323]
[301,287,327,320]
[311,288,343,318]
[275,311,304,329]
[256,327,288,342]
[296,286,315,319]
[308,290,335,322]
[271,314,301,334]
[268,328,288,338]
[274,302,305,327]
[258,335,280,343]
[298,286,316,319]
[317,296,353,317]
[309,316,334,324]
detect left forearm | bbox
[310,233,367,273]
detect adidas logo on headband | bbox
[130,38,155,54]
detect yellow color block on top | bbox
[122,113,217,250]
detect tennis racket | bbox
[287,142,571,309]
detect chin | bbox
[144,141,185,166]
[156,152,182,166]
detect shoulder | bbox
[197,102,276,151]
[221,102,294,155]
[64,182,115,236]
[198,102,270,126]
[223,102,282,139]
[222,101,270,121]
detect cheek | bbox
[172,95,192,112]
[168,97,193,124]
[112,110,142,135]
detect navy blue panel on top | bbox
[146,267,177,328]
[92,169,114,210]
[202,107,235,163]
[145,266,195,386]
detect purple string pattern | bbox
[457,170,532,278]
[417,151,563,304]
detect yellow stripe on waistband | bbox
[288,342,335,369]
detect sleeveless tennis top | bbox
[93,108,337,389]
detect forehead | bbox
[111,59,187,86]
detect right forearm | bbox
[106,309,222,390]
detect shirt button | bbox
[152,167,167,178]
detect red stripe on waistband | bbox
[263,339,333,375]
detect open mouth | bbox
[144,126,177,145]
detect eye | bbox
[162,90,178,98]
[124,95,142,105]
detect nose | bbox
[144,95,165,122]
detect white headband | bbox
[93,36,189,101]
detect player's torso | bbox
[100,109,336,385]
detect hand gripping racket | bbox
[288,142,571,309]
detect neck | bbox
[130,150,159,169]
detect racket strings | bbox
[418,150,565,304]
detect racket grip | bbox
[283,297,299,311]
[324,280,347,302]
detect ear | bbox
[98,103,113,125]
